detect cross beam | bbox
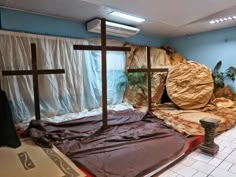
[127,47,168,112]
[2,43,65,120]
[73,18,130,129]
[74,45,130,51]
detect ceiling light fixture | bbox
[209,16,236,24]
[109,11,145,23]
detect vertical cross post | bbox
[31,44,40,120]
[127,46,168,113]
[146,47,152,112]
[101,19,108,128]
[73,18,130,129]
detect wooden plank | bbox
[74,45,130,52]
[101,18,108,130]
[106,46,131,51]
[2,70,33,76]
[31,43,40,120]
[3,69,65,75]
[146,47,152,112]
[37,69,65,74]
[73,45,101,50]
[127,68,168,72]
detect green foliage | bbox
[127,72,147,91]
[226,66,236,81]
[212,61,224,88]
[213,61,222,73]
[213,71,225,88]
[212,61,236,88]
[127,68,156,92]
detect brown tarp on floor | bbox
[24,109,187,177]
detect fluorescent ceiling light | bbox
[209,15,236,24]
[109,11,145,23]
[106,21,139,31]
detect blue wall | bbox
[0,8,165,47]
[167,27,236,90]
[2,7,236,70]
[2,8,236,89]
[167,27,236,70]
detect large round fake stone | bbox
[166,61,214,109]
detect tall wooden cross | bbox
[74,18,131,129]
[127,47,168,113]
[2,43,65,120]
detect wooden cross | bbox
[2,43,65,120]
[74,18,130,129]
[127,47,168,113]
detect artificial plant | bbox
[127,67,156,93]
[127,72,147,91]
[213,61,225,88]
[226,66,236,81]
[212,61,236,88]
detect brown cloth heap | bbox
[153,98,236,136]
[214,86,236,101]
[166,61,214,109]
[24,109,187,177]
[154,108,234,136]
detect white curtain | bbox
[0,31,127,122]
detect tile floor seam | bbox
[159,126,236,177]
[190,161,216,175]
[188,137,236,176]
[191,170,198,177]
[228,163,236,174]
[208,140,236,176]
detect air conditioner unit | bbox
[87,19,140,38]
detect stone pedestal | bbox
[199,118,221,155]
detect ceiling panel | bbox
[83,0,236,26]
[0,0,236,37]
[0,0,105,22]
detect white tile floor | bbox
[160,125,236,177]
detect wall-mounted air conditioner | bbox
[87,19,140,38]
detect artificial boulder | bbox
[124,44,186,106]
[166,61,214,109]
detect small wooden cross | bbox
[2,43,65,120]
[74,18,131,129]
[127,47,168,113]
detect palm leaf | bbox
[213,61,222,73]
